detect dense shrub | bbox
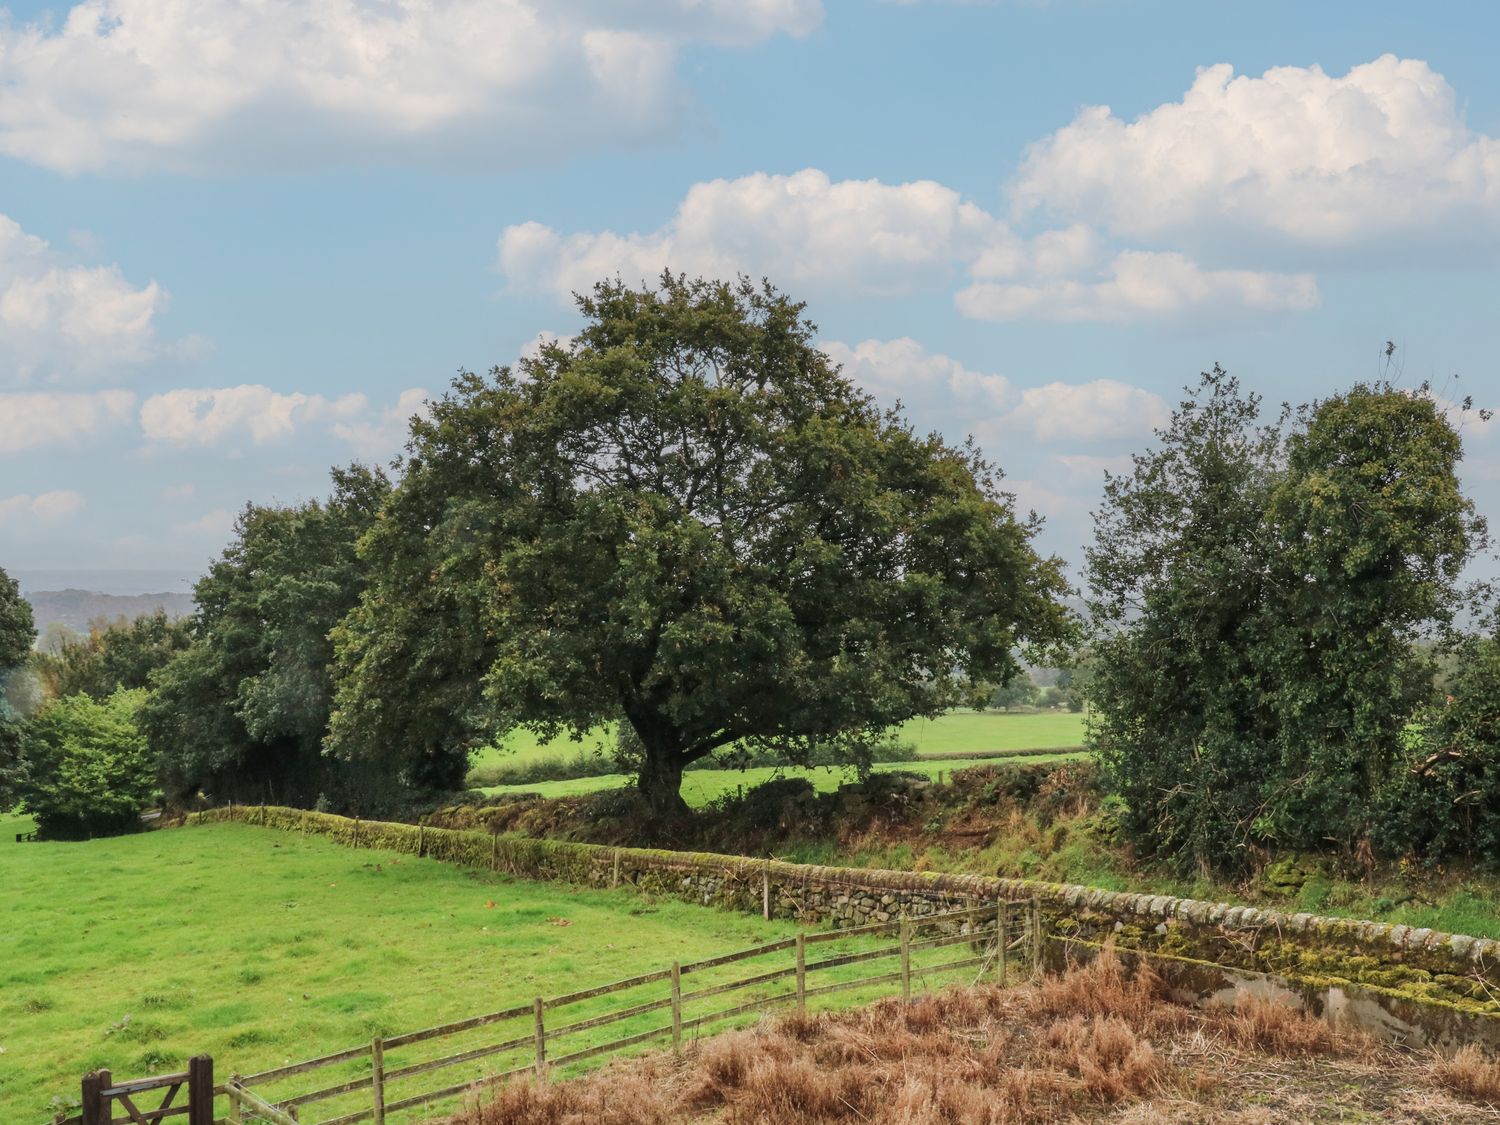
[20,689,156,838]
[1375,632,1500,862]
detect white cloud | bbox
[0,0,821,175]
[161,482,194,500]
[820,337,1166,453]
[0,389,136,453]
[820,337,1011,409]
[1012,55,1500,249]
[331,387,431,459]
[500,168,1015,300]
[500,168,1320,326]
[173,506,235,537]
[140,385,367,447]
[997,380,1169,443]
[958,250,1319,322]
[0,489,85,522]
[1055,452,1134,479]
[0,214,169,382]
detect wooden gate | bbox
[80,1056,213,1125]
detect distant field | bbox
[0,816,827,1123]
[478,752,1090,803]
[896,711,1086,757]
[468,711,1088,777]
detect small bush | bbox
[19,689,156,839]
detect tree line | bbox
[2,275,1497,876]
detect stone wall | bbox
[188,804,1500,1048]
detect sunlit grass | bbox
[478,752,1090,802]
[0,819,819,1122]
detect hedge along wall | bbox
[188,805,1500,1049]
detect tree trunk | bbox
[637,742,689,819]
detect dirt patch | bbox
[447,953,1500,1125]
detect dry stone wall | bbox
[188,804,1500,1048]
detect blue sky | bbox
[2,0,1498,586]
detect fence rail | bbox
[56,900,1042,1125]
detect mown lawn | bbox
[468,710,1088,777]
[478,752,1090,802]
[0,815,832,1122]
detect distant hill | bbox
[25,589,196,636]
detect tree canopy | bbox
[140,466,393,809]
[1086,369,1485,875]
[0,565,36,808]
[330,275,1073,813]
[35,610,192,701]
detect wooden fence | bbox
[79,1057,214,1125]
[60,900,1042,1125]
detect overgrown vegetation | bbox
[1087,369,1491,877]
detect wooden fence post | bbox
[795,933,807,1016]
[493,833,500,871]
[80,1069,108,1125]
[899,918,911,1003]
[226,1079,243,1125]
[417,825,425,859]
[1031,896,1043,973]
[998,902,1009,984]
[762,867,770,920]
[612,849,621,888]
[188,1055,214,1125]
[533,997,547,1080]
[371,1035,386,1125]
[671,962,683,1054]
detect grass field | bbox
[478,752,1090,802]
[0,813,985,1124]
[468,710,1088,776]
[0,815,793,1121]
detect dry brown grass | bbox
[1223,991,1356,1058]
[448,951,1500,1125]
[1433,1045,1500,1104]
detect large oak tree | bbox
[329,276,1072,814]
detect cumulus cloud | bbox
[173,507,236,537]
[958,250,1319,322]
[500,167,1319,324]
[819,337,1166,452]
[140,385,367,447]
[0,490,85,522]
[331,387,431,459]
[997,380,1170,443]
[0,214,168,382]
[0,389,136,453]
[1012,55,1500,250]
[0,0,821,175]
[500,168,1015,300]
[820,337,1011,409]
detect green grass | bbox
[893,711,1087,757]
[468,710,1089,780]
[468,726,619,773]
[479,752,1089,803]
[3,818,927,1123]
